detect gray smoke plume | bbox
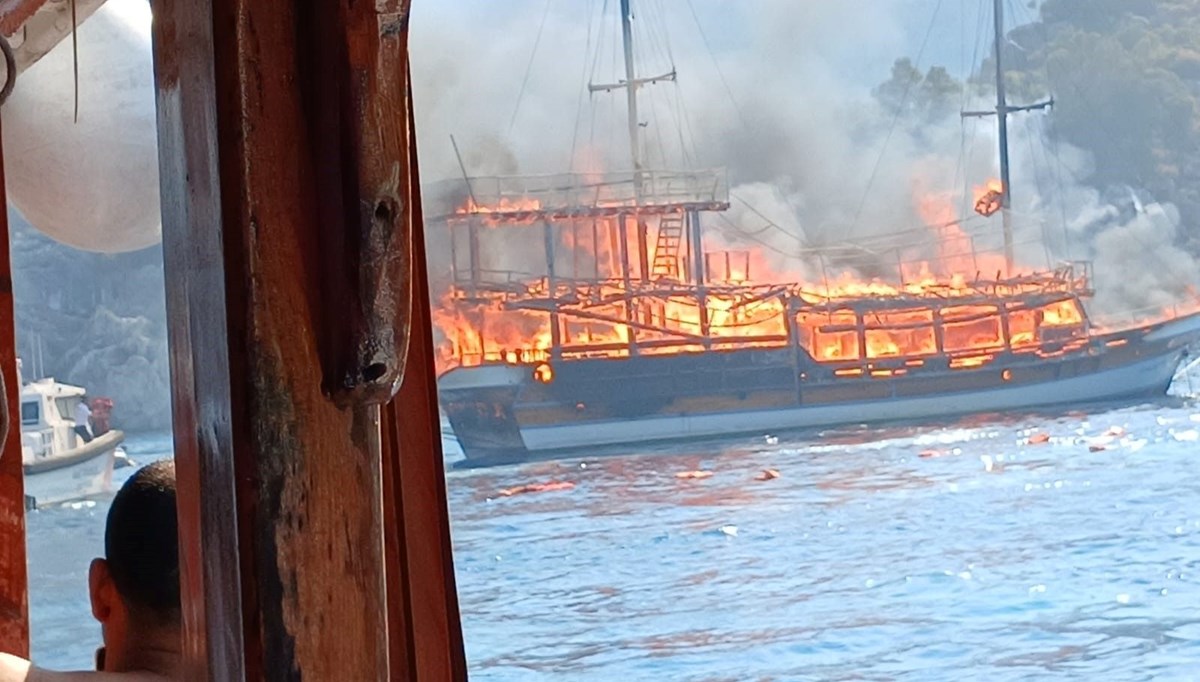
[411,0,1198,325]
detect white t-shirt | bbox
[75,401,91,427]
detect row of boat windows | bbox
[20,398,78,426]
[797,300,1085,363]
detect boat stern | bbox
[438,364,532,464]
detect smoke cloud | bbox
[410,0,1198,325]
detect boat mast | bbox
[589,0,677,187]
[963,0,1052,276]
[620,0,642,176]
[992,0,1014,275]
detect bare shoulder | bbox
[0,653,32,682]
[0,655,171,682]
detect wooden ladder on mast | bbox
[651,214,685,279]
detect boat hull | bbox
[23,430,123,507]
[440,316,1200,464]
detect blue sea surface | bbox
[25,392,1200,680]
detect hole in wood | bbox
[362,362,388,383]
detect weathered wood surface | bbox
[151,0,247,677]
[153,0,464,679]
[381,77,466,680]
[0,116,30,658]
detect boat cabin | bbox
[19,378,87,466]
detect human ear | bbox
[89,558,118,623]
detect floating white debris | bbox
[981,455,994,472]
[719,525,738,537]
[764,435,779,446]
[1116,593,1131,604]
[1029,584,1047,594]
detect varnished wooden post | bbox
[381,84,466,680]
[0,114,31,658]
[152,0,463,679]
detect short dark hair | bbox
[104,460,180,624]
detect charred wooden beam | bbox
[152,0,463,679]
[0,116,30,658]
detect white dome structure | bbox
[2,0,160,253]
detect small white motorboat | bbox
[18,360,125,508]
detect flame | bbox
[430,177,1185,376]
[455,196,543,218]
[973,179,1004,217]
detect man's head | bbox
[89,459,180,670]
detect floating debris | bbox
[1088,444,1107,453]
[755,469,781,481]
[498,481,576,497]
[764,435,779,445]
[1027,433,1051,445]
[719,525,738,537]
[675,470,714,480]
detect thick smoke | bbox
[410,1,1198,325]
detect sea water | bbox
[25,393,1200,680]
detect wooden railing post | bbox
[0,113,31,660]
[152,0,465,679]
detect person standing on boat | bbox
[75,396,94,444]
[0,460,181,680]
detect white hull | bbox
[519,350,1185,452]
[23,431,122,508]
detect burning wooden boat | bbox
[432,0,1200,464]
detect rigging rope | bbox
[0,34,15,107]
[851,0,945,234]
[570,0,600,170]
[684,0,750,134]
[507,0,554,139]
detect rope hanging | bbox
[0,33,15,106]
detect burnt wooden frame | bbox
[152,0,465,679]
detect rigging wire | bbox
[731,193,806,245]
[851,0,945,234]
[507,0,554,138]
[570,0,600,170]
[647,0,694,166]
[684,0,750,134]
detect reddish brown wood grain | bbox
[154,0,464,679]
[0,116,30,658]
[380,69,467,681]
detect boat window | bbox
[1009,299,1086,349]
[1040,299,1085,329]
[796,310,860,362]
[942,305,1004,353]
[55,398,75,421]
[864,309,937,358]
[1007,306,1039,349]
[21,401,39,425]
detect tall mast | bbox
[963,0,1052,276]
[589,0,677,183]
[993,0,1014,275]
[620,0,642,174]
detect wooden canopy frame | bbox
[0,0,468,678]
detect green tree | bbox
[872,58,963,125]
